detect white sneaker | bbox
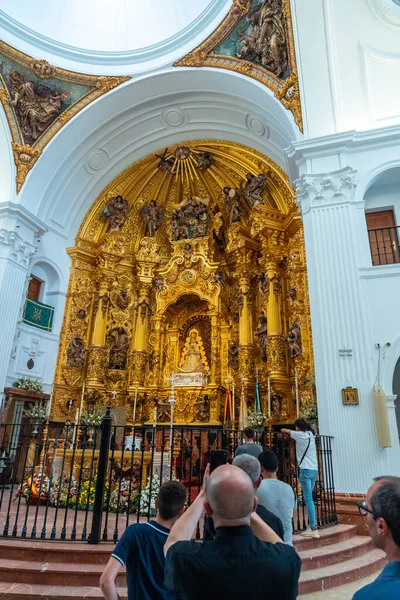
[300,526,320,539]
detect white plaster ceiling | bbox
[1,0,213,51]
[0,0,229,73]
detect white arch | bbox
[382,334,400,395]
[18,68,300,241]
[358,159,400,200]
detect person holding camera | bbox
[164,464,301,600]
[281,418,320,539]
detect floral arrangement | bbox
[247,410,268,430]
[23,401,48,424]
[17,473,139,514]
[137,473,161,516]
[15,472,50,502]
[301,402,318,424]
[80,407,104,427]
[13,377,43,394]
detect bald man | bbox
[164,465,301,600]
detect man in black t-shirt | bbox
[164,465,301,600]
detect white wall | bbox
[293,0,400,137]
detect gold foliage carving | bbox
[174,0,303,131]
[0,40,129,193]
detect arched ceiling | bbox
[17,68,300,240]
[79,140,295,245]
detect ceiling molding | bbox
[174,0,303,132]
[0,41,129,194]
[367,0,400,28]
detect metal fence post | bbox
[88,407,111,544]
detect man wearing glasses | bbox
[353,476,400,599]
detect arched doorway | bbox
[51,141,313,426]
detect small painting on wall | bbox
[342,387,359,405]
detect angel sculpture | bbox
[196,151,213,171]
[288,322,302,358]
[244,173,267,206]
[102,195,129,230]
[223,187,243,225]
[142,200,164,237]
[152,276,166,292]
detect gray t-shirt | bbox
[256,479,297,545]
[234,442,263,459]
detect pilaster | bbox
[295,166,400,492]
[0,207,46,395]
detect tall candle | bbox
[133,387,138,424]
[267,377,271,418]
[72,409,79,446]
[295,375,299,418]
[153,406,157,427]
[79,382,85,418]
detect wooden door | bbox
[366,210,400,265]
[27,276,42,301]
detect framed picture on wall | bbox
[342,387,359,405]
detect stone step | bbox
[0,583,127,599]
[293,523,357,551]
[299,548,386,595]
[299,535,373,570]
[0,558,125,588]
[0,539,112,565]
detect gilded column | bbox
[131,238,161,386]
[238,273,255,383]
[265,256,286,376]
[87,280,109,386]
[131,285,151,386]
[210,312,220,385]
[150,315,164,388]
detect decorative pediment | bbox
[0,41,129,192]
[174,0,302,131]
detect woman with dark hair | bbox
[281,419,320,538]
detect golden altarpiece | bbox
[51,141,314,427]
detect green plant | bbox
[13,377,43,394]
[23,401,47,424]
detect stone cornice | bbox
[294,167,358,215]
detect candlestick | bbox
[79,382,85,419]
[47,384,54,419]
[133,387,138,424]
[295,375,299,418]
[267,377,271,419]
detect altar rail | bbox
[0,412,337,543]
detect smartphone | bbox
[210,449,228,473]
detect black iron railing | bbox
[0,413,337,543]
[368,226,400,265]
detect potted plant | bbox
[24,401,47,437]
[81,407,105,447]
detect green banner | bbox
[23,298,54,332]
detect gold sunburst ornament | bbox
[155,146,214,184]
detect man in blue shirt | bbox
[353,476,400,600]
[100,480,187,600]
